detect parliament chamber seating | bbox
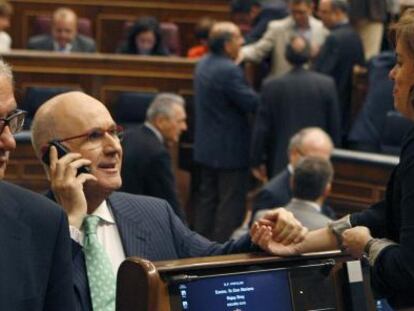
[114,92,156,128]
[9,0,231,54]
[21,86,77,128]
[2,50,398,218]
[31,15,93,38]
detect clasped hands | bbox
[251,208,373,258]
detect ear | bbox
[323,182,332,197]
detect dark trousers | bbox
[194,165,248,243]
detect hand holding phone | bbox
[42,140,91,175]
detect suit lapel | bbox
[108,193,152,258]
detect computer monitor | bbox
[169,268,293,311]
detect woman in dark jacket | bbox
[118,16,169,56]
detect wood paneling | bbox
[9,0,231,54]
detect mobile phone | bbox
[42,140,91,175]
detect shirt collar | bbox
[291,198,321,212]
[144,122,164,143]
[53,41,72,53]
[91,200,116,225]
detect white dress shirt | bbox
[70,200,126,274]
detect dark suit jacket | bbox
[72,192,255,310]
[27,34,96,52]
[251,168,336,224]
[194,53,259,169]
[250,67,341,177]
[350,128,414,308]
[349,0,387,22]
[313,23,365,132]
[0,181,74,311]
[120,124,185,220]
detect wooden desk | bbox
[329,149,397,217]
[117,252,376,311]
[9,0,231,54]
[2,50,196,114]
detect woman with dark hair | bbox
[118,16,169,56]
[251,8,414,309]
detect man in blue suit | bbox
[193,22,259,242]
[31,91,301,311]
[0,61,75,310]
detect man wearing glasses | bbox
[0,60,75,310]
[31,91,306,311]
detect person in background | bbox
[314,0,365,139]
[193,22,259,242]
[118,16,169,56]
[255,156,334,230]
[27,7,96,53]
[121,93,187,221]
[187,17,215,59]
[230,0,288,44]
[0,0,12,53]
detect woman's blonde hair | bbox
[390,9,414,57]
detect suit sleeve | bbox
[324,78,342,146]
[146,151,185,221]
[242,23,277,63]
[313,35,339,75]
[223,65,259,113]
[165,201,258,257]
[250,82,274,167]
[351,156,414,298]
[44,209,76,311]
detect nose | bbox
[0,125,16,152]
[102,132,122,154]
[389,65,397,80]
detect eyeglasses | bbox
[0,109,27,135]
[51,124,124,150]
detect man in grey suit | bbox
[255,156,334,230]
[31,91,304,311]
[27,7,96,53]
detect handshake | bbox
[250,208,308,256]
[250,208,374,259]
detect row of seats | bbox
[31,16,181,55]
[21,87,155,129]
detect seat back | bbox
[32,15,93,37]
[114,92,156,128]
[21,86,76,128]
[380,110,414,155]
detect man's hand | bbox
[261,208,308,245]
[342,226,373,258]
[250,221,301,256]
[250,208,308,255]
[48,146,97,228]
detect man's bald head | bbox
[31,91,110,159]
[52,7,78,48]
[288,127,334,167]
[208,21,243,59]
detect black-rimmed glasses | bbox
[0,109,27,135]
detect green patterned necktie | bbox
[83,215,116,311]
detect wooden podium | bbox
[116,251,376,311]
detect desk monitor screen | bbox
[169,269,293,311]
